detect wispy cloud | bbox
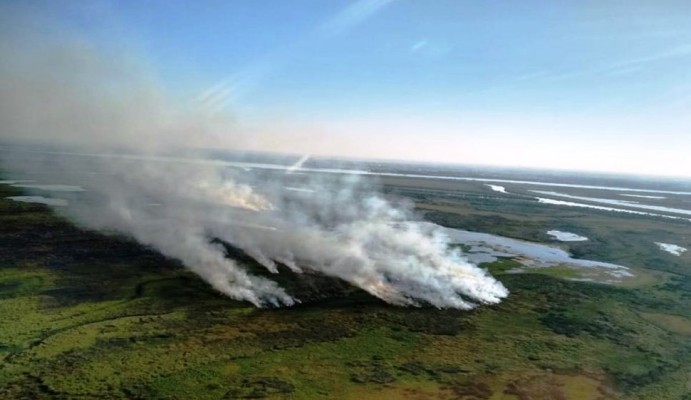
[318,0,396,37]
[196,0,398,113]
[546,44,691,82]
[602,44,691,74]
[410,40,428,53]
[475,44,691,97]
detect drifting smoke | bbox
[0,7,508,309]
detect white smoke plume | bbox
[0,5,508,309]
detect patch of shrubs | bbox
[223,377,294,399]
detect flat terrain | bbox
[1,175,691,399]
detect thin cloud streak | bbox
[474,43,691,98]
[195,0,399,113]
[317,0,396,37]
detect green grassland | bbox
[1,179,690,399]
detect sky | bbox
[4,0,691,177]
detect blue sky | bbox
[9,1,691,176]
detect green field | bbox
[1,179,690,399]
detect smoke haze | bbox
[0,6,508,309]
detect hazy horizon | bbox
[3,141,691,184]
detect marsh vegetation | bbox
[1,177,690,399]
